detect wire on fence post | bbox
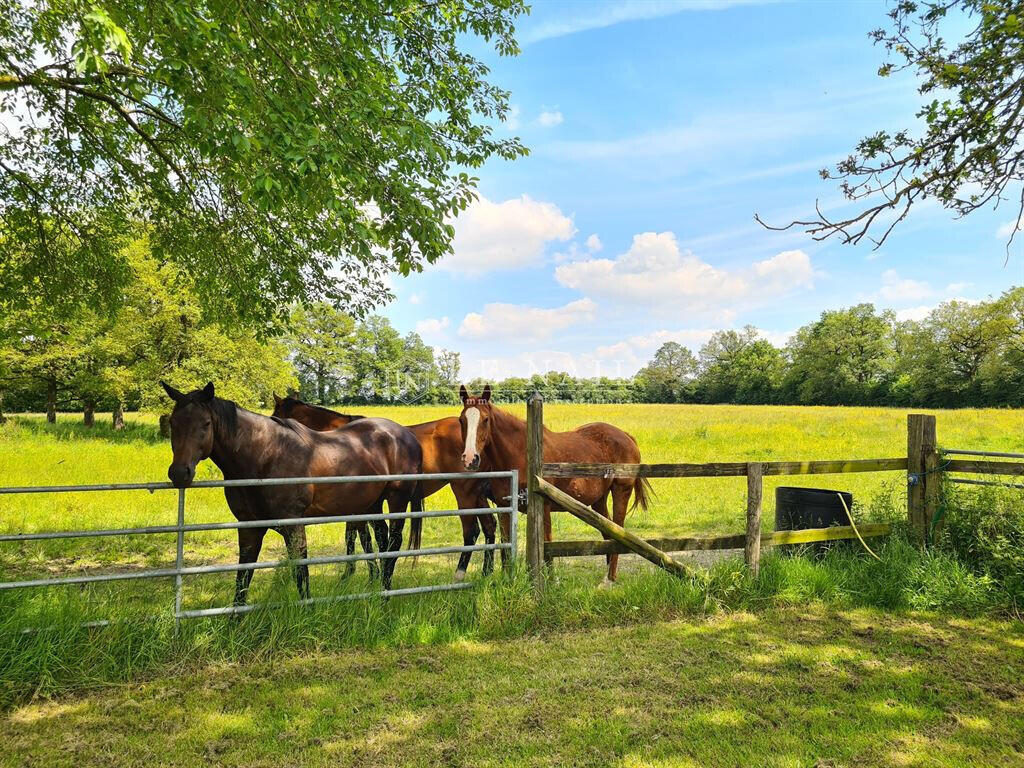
[174,487,185,632]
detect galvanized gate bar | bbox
[0,506,509,542]
[0,543,511,590]
[0,470,520,625]
[0,470,516,495]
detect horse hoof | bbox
[453,569,467,583]
[598,577,616,590]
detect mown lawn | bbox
[2,605,1021,768]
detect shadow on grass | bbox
[2,603,1022,767]
[3,415,165,445]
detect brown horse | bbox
[458,385,651,584]
[163,382,422,603]
[270,395,377,578]
[271,395,503,579]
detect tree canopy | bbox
[0,0,527,323]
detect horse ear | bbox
[200,382,215,401]
[273,393,282,406]
[459,385,469,404]
[481,384,492,402]
[161,381,184,404]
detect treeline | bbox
[5,236,1024,420]
[474,292,1024,407]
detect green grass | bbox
[2,600,1022,767]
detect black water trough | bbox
[775,486,853,532]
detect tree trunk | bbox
[0,390,6,425]
[159,414,171,438]
[112,401,125,431]
[83,403,95,427]
[46,377,57,424]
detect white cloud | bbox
[439,194,575,274]
[521,0,778,44]
[878,269,933,303]
[554,231,815,316]
[895,306,932,322]
[415,316,449,336]
[944,282,972,295]
[537,109,564,127]
[409,292,424,305]
[458,299,597,342]
[585,234,603,253]
[504,104,521,130]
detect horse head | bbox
[161,381,218,488]
[458,384,493,470]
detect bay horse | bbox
[162,382,422,604]
[458,385,652,584]
[271,395,503,580]
[270,395,377,579]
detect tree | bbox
[697,327,785,404]
[0,1,527,324]
[767,1,1024,249]
[898,300,1007,405]
[785,304,896,405]
[636,342,698,403]
[284,304,356,404]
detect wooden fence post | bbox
[907,414,937,544]
[526,392,545,597]
[745,461,763,578]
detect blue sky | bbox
[385,0,1024,380]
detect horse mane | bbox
[283,396,364,422]
[173,392,239,437]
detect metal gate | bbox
[0,469,519,626]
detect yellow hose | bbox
[837,493,882,561]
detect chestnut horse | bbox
[271,395,503,579]
[458,385,651,584]
[163,382,422,603]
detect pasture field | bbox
[1,403,1024,618]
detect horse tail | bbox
[630,476,653,514]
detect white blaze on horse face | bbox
[463,407,480,467]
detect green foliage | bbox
[696,326,785,404]
[635,341,697,403]
[940,483,1024,602]
[0,0,527,324]
[784,304,896,405]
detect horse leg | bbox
[592,493,615,588]
[452,482,481,581]
[381,486,413,591]
[367,498,388,584]
[233,526,267,607]
[341,523,358,580]
[280,524,310,600]
[357,521,380,582]
[454,514,480,582]
[607,482,633,584]
[480,511,497,577]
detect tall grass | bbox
[0,531,1009,709]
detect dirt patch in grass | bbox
[2,606,1022,768]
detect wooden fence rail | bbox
[523,403,1015,596]
[542,458,908,479]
